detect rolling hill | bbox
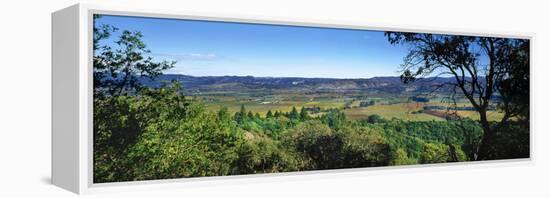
[140,74,459,95]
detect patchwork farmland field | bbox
[195,91,503,121]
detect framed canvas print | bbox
[52,4,533,194]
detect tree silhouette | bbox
[288,106,299,120]
[234,104,247,123]
[299,106,309,121]
[385,32,529,160]
[266,110,273,118]
[93,16,175,98]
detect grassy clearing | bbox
[345,103,445,121]
[203,99,345,116]
[445,110,504,121]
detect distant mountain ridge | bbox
[140,74,458,94]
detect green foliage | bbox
[375,119,482,160]
[232,134,300,174]
[125,101,242,180]
[93,28,175,98]
[95,87,526,182]
[299,106,309,121]
[492,121,530,159]
[95,82,246,182]
[283,120,391,170]
[391,148,416,165]
[420,143,450,164]
[234,104,247,124]
[340,125,392,167]
[321,109,347,130]
[367,114,385,124]
[288,106,299,120]
[418,142,467,164]
[284,120,336,169]
[274,111,282,118]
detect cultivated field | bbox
[197,93,503,121]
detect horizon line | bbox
[163,73,397,79]
[159,73,457,80]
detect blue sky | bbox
[95,15,410,78]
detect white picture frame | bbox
[52,3,535,194]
